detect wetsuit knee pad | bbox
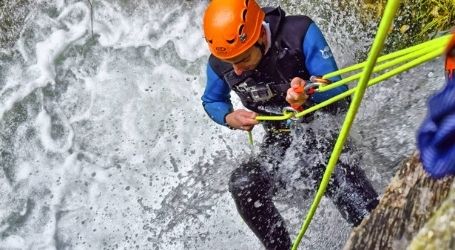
[334,190,379,226]
[228,160,273,201]
[328,165,379,226]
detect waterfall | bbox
[0,0,445,249]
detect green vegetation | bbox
[274,0,454,58]
[360,0,455,51]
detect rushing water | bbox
[0,0,446,249]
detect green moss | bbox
[408,188,455,250]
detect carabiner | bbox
[282,106,302,121]
[304,82,320,94]
[310,75,331,86]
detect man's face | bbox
[223,45,263,76]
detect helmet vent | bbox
[226,38,236,44]
[238,24,244,36]
[239,24,247,42]
[245,0,249,7]
[242,9,247,22]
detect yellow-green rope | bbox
[291,0,401,249]
[319,39,449,92]
[254,35,450,122]
[323,34,451,80]
[296,45,448,118]
[248,131,253,145]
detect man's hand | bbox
[286,77,309,109]
[225,109,259,131]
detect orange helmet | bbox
[203,0,265,60]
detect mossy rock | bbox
[408,184,455,250]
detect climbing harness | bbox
[246,77,326,143]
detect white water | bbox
[0,0,445,249]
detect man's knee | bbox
[329,165,379,226]
[228,160,272,201]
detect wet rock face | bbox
[344,152,454,250]
[0,0,32,48]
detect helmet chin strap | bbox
[253,27,268,56]
[254,42,266,56]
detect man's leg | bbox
[297,126,379,226]
[228,132,292,250]
[229,160,291,249]
[325,160,379,226]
